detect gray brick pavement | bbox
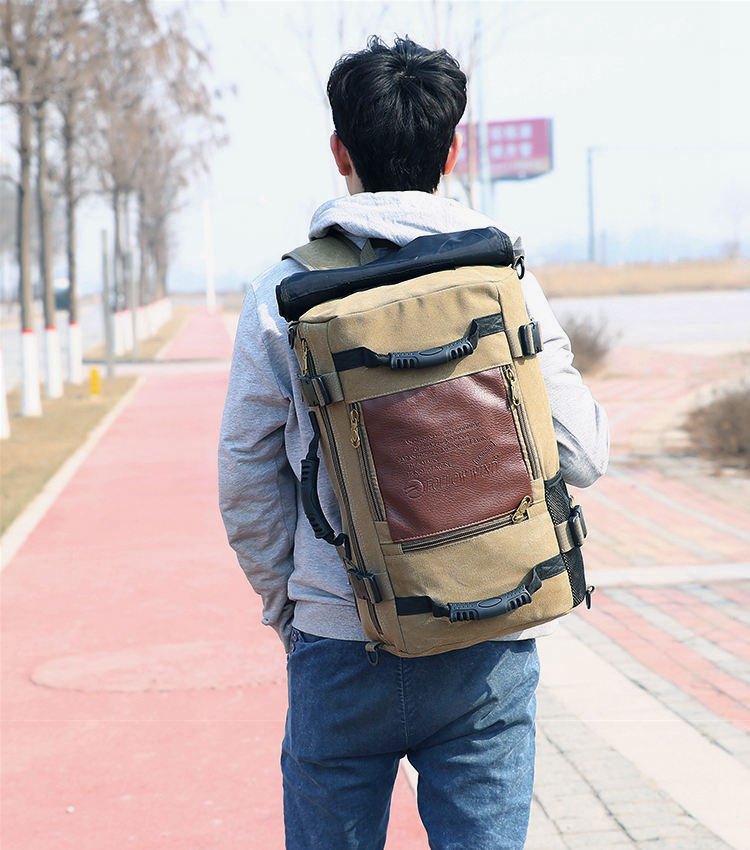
[529,689,732,849]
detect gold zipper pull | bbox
[350,407,361,448]
[300,338,309,376]
[504,365,521,406]
[511,495,532,523]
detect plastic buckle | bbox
[299,375,331,407]
[347,569,382,604]
[569,505,588,547]
[518,321,543,356]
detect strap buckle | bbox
[299,374,331,407]
[347,569,383,604]
[518,320,543,356]
[569,505,588,547]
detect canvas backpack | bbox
[276,227,591,659]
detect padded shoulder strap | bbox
[282,233,361,271]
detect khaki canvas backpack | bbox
[277,228,591,659]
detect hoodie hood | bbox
[309,191,524,261]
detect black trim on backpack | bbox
[276,227,515,321]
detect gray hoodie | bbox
[218,191,609,651]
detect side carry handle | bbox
[440,569,542,622]
[300,412,348,550]
[389,319,479,370]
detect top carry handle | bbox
[276,227,519,321]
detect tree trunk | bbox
[16,79,42,417]
[36,103,55,329]
[113,188,122,308]
[137,190,149,305]
[17,88,33,332]
[154,227,167,299]
[36,102,63,398]
[63,108,78,325]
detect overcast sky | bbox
[5,0,749,294]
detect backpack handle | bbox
[300,413,348,551]
[389,320,479,370]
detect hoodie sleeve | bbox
[522,270,610,487]
[218,281,298,649]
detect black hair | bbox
[327,36,467,193]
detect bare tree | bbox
[1,0,81,410]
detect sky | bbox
[3,0,750,295]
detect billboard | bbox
[454,118,553,180]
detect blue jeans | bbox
[282,628,539,850]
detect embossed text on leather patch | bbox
[361,368,532,542]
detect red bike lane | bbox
[1,308,427,849]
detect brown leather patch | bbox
[361,368,532,542]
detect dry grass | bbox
[561,314,614,374]
[537,259,750,298]
[0,376,137,533]
[685,386,750,472]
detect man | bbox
[219,35,608,850]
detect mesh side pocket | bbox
[545,472,587,607]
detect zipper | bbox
[502,365,542,480]
[350,403,386,522]
[299,336,382,635]
[400,496,532,552]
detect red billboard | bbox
[454,118,553,180]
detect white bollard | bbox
[114,311,126,356]
[67,322,84,385]
[0,347,10,439]
[44,327,64,398]
[20,330,42,416]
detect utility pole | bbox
[587,146,596,263]
[203,200,216,315]
[474,2,492,216]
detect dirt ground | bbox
[535,258,750,298]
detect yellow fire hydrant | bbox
[89,367,102,399]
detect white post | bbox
[44,326,64,398]
[21,330,42,416]
[67,321,83,384]
[0,347,10,439]
[203,199,216,315]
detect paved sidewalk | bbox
[2,306,749,848]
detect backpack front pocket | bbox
[358,367,533,543]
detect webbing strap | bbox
[282,233,361,271]
[332,312,505,373]
[553,505,587,552]
[394,555,565,622]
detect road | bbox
[550,288,750,350]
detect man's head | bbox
[327,36,466,194]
